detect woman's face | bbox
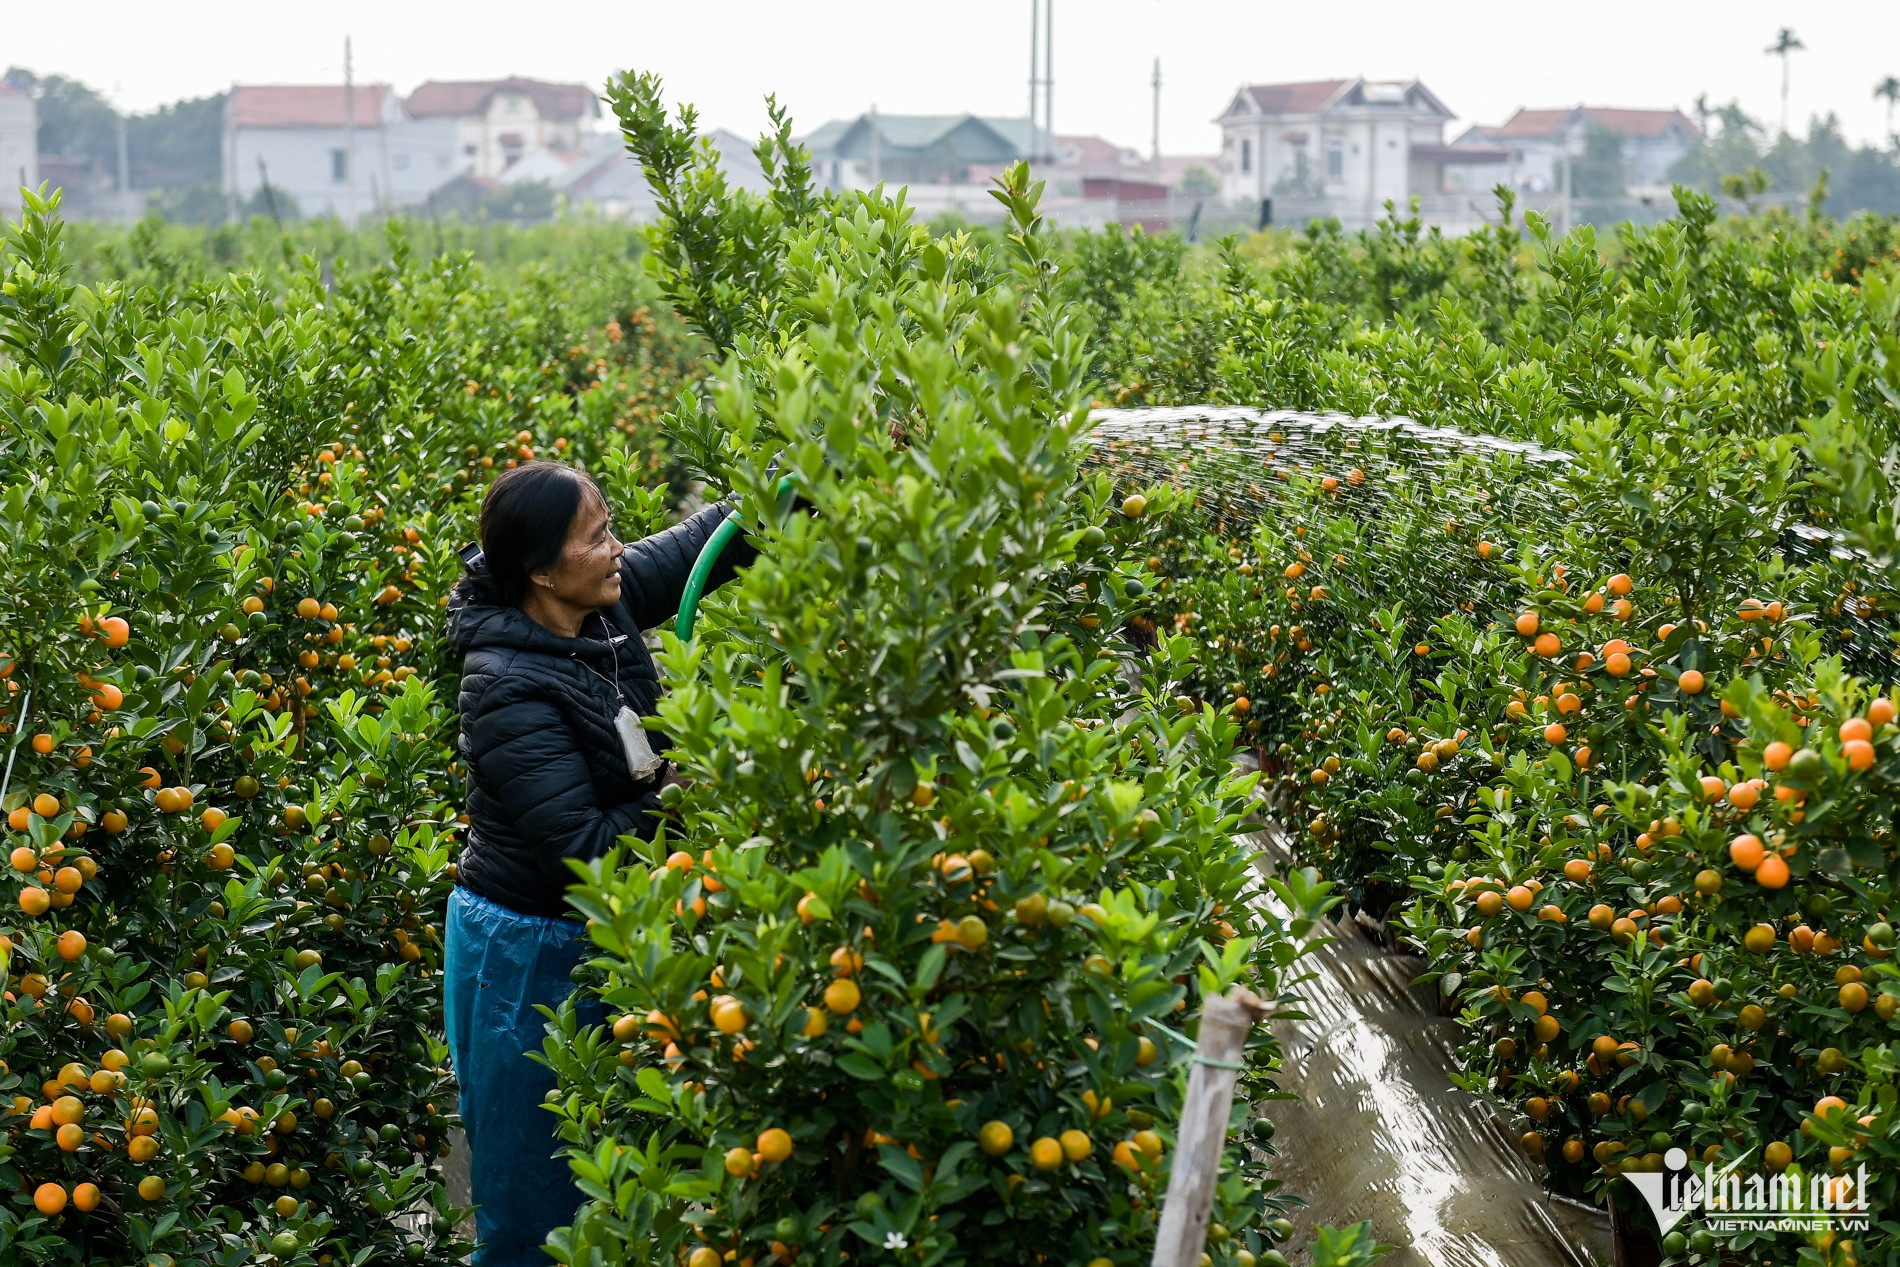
[533,485,624,612]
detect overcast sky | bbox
[11,2,1899,153]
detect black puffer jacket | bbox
[446,504,755,918]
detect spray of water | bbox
[1079,405,1900,1264]
[1083,406,1900,683]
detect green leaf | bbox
[835,1054,885,1081]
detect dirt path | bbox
[1249,833,1611,1267]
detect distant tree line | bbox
[4,68,227,222]
[1669,96,1900,216]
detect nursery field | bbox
[4,69,1900,1267]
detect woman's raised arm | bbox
[616,503,759,631]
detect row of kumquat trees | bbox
[1072,193,1900,1265]
[0,187,694,1267]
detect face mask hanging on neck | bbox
[615,705,666,780]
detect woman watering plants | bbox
[443,461,754,1264]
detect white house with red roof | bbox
[222,84,461,222]
[222,77,601,223]
[1449,106,1702,196]
[404,78,600,181]
[0,79,38,219]
[1213,78,1469,226]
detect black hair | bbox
[456,462,605,606]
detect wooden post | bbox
[1151,986,1275,1267]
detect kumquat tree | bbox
[5,53,1900,1267]
[532,73,1341,1267]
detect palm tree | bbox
[1765,27,1805,136]
[1877,76,1900,144]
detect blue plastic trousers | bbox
[444,886,601,1266]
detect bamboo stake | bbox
[0,687,33,807]
[1151,985,1275,1267]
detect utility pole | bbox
[1028,0,1040,164]
[225,80,240,224]
[1043,0,1054,164]
[1151,57,1162,182]
[116,110,131,226]
[1560,145,1572,236]
[343,36,357,226]
[112,81,132,226]
[868,103,880,187]
[379,103,394,216]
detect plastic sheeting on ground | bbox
[1247,830,1612,1267]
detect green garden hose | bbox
[676,476,796,640]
